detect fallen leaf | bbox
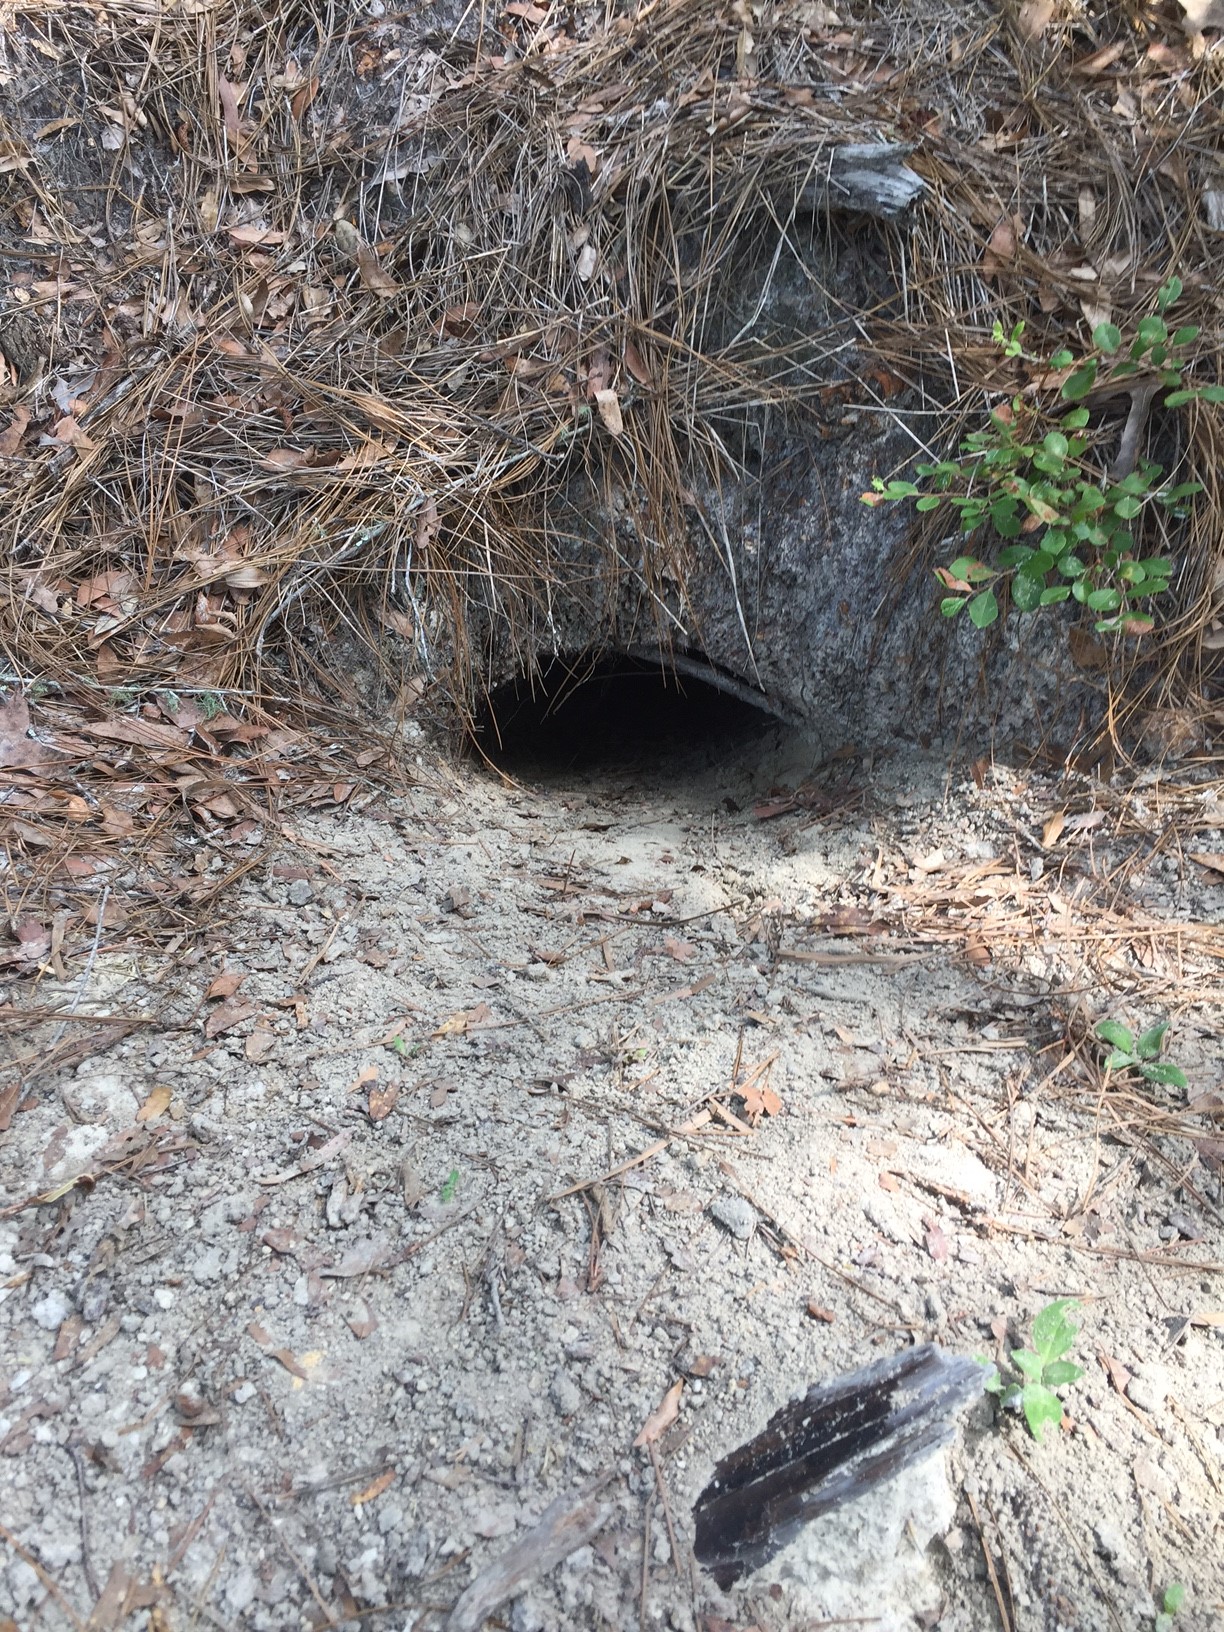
[633,1379,683,1447]
[1018,0,1055,38]
[924,1219,950,1262]
[805,1301,836,1323]
[1099,1351,1132,1396]
[878,1170,899,1192]
[245,1028,277,1061]
[0,403,31,454]
[982,212,1024,277]
[351,1468,395,1506]
[207,971,246,1000]
[1189,852,1224,881]
[433,1003,493,1038]
[663,935,696,962]
[740,1083,782,1120]
[594,387,623,435]
[357,243,398,297]
[347,1064,379,1094]
[368,1083,400,1122]
[1042,811,1066,847]
[136,1085,172,1123]
[345,1297,378,1340]
[204,996,256,1038]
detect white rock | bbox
[31,1289,72,1331]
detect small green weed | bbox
[1096,1019,1187,1090]
[865,277,1211,635]
[981,1299,1084,1442]
[1156,1583,1185,1632]
[440,1168,460,1204]
[198,690,226,721]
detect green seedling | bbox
[1096,1019,1187,1090]
[440,1168,460,1204]
[865,277,1211,636]
[389,1035,409,1058]
[981,1298,1085,1442]
[1156,1583,1185,1632]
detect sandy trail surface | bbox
[2,715,1222,1632]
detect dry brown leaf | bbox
[357,244,398,297]
[1042,811,1066,847]
[136,1085,172,1123]
[1189,852,1224,880]
[245,1028,277,1062]
[805,1301,836,1323]
[594,387,623,436]
[0,404,31,454]
[81,717,189,752]
[1018,0,1055,38]
[227,225,286,247]
[204,996,256,1038]
[633,1378,683,1447]
[351,1468,395,1506]
[433,1002,493,1038]
[368,1083,401,1122]
[207,971,246,1000]
[623,338,652,385]
[982,213,1024,277]
[345,1297,378,1340]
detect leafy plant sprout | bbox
[1156,1583,1185,1632]
[980,1299,1085,1442]
[1095,1019,1187,1090]
[865,277,1213,634]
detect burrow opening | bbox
[470,651,788,776]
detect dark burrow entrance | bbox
[470,651,788,776]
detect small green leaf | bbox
[1019,549,1055,577]
[883,480,920,498]
[1137,315,1168,350]
[915,494,942,512]
[1087,587,1122,612]
[1160,482,1202,502]
[1059,554,1086,579]
[1031,1300,1078,1363]
[968,588,998,628]
[1163,1583,1186,1616]
[1135,1021,1169,1059]
[1062,406,1091,429]
[1039,586,1070,605]
[1199,384,1224,403]
[948,555,986,582]
[1049,348,1075,368]
[1043,430,1070,458]
[940,596,966,617]
[1105,1049,1135,1071]
[1096,1020,1134,1051]
[1012,1348,1045,1382]
[1171,325,1199,347]
[1156,275,1182,311]
[1011,573,1043,612]
[1061,361,1098,401]
[1139,1061,1188,1089]
[991,496,1022,536]
[1092,322,1122,354]
[1162,389,1196,408]
[1022,1383,1065,1442]
[1042,1360,1085,1388]
[997,545,1032,568]
[440,1168,460,1203]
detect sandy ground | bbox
[2,709,1222,1632]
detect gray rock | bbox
[551,1368,582,1416]
[709,1195,756,1240]
[287,878,315,905]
